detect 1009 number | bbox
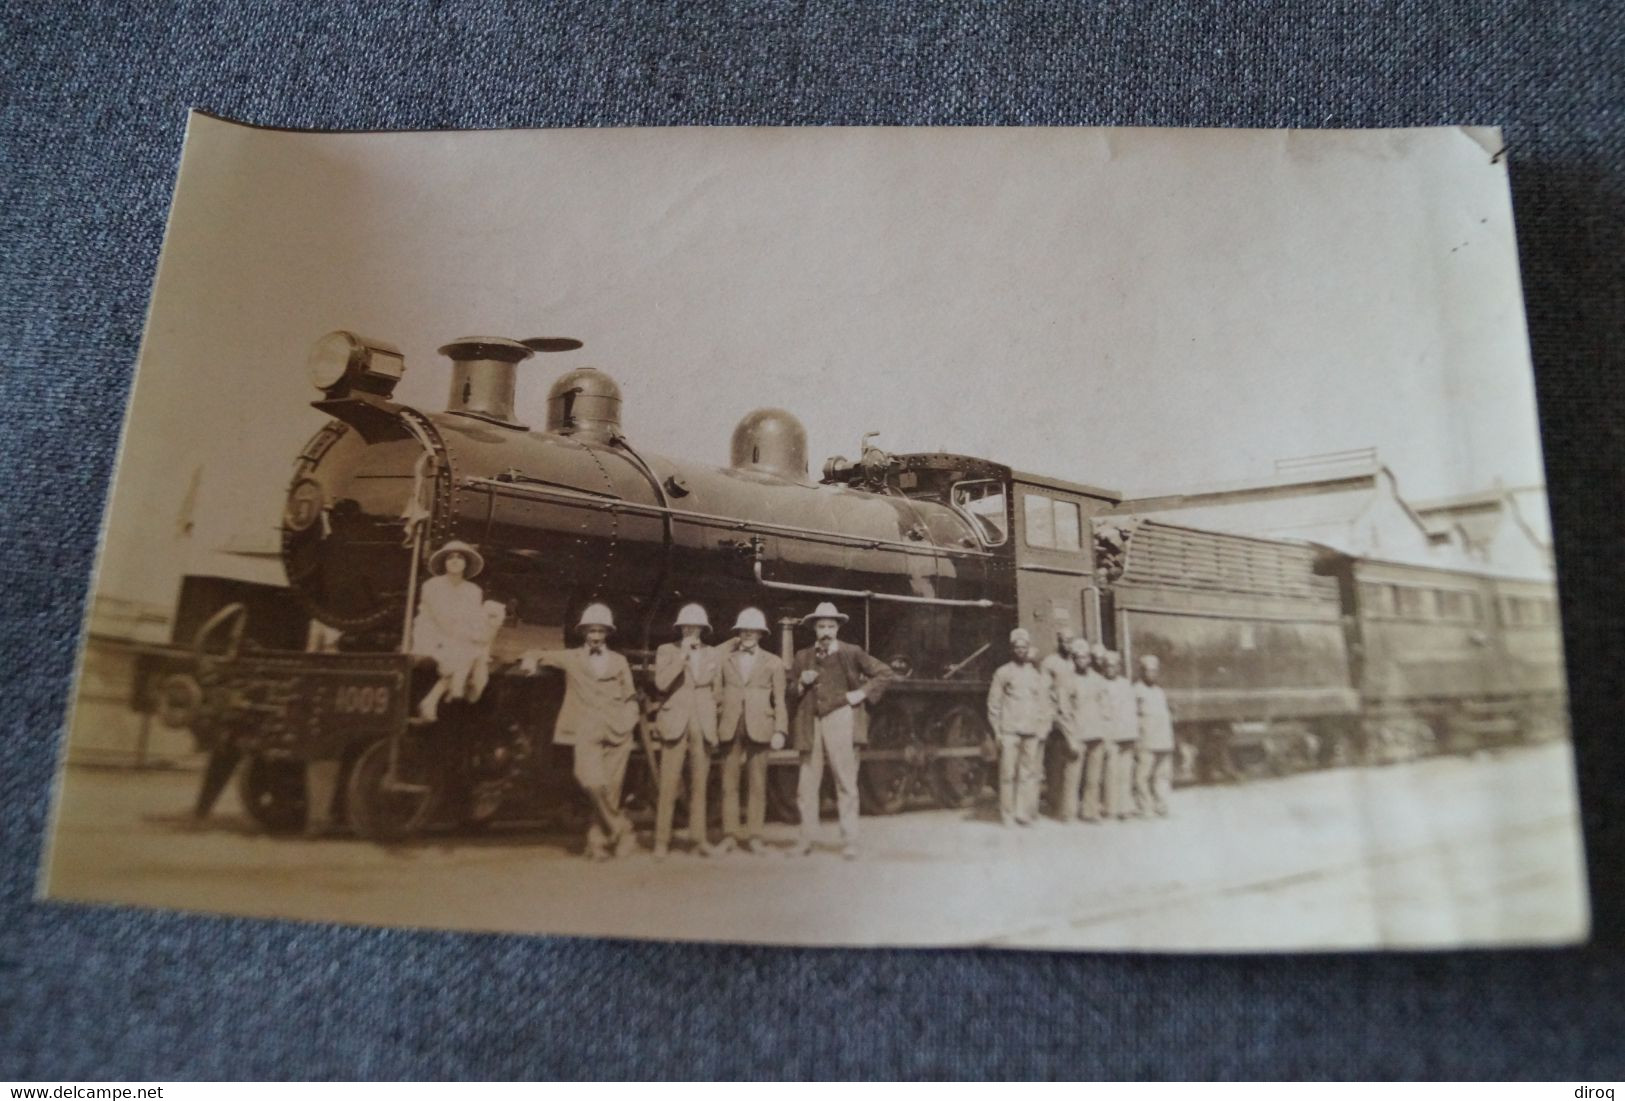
[332,684,392,715]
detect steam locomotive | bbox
[145,331,1567,841]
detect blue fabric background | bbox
[2,1,1622,1080]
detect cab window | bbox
[1023,492,1082,552]
[951,480,1009,546]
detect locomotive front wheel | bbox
[924,704,994,809]
[858,705,919,816]
[236,756,308,834]
[346,739,439,843]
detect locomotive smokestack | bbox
[439,337,535,429]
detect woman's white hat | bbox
[800,601,849,625]
[427,539,484,579]
[732,607,770,633]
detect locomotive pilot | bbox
[1134,655,1177,817]
[987,627,1053,827]
[521,604,641,861]
[650,603,723,860]
[1102,650,1141,819]
[787,601,895,859]
[714,607,789,855]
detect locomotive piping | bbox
[750,555,1003,609]
[465,475,994,559]
[608,433,677,666]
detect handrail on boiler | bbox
[463,474,992,560]
[750,542,1003,609]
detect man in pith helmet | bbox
[714,606,789,854]
[522,602,640,860]
[650,603,722,859]
[987,627,1052,826]
[786,601,894,860]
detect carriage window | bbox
[1394,586,1427,619]
[1022,493,1082,552]
[1360,581,1394,617]
[1437,589,1464,621]
[951,480,1008,546]
[1437,589,1479,624]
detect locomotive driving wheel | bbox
[346,737,439,843]
[236,755,308,834]
[923,703,995,809]
[858,702,920,816]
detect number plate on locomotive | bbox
[315,676,405,730]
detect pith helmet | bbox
[576,603,616,633]
[1068,637,1093,658]
[427,539,484,579]
[673,603,711,633]
[1009,628,1032,646]
[800,601,849,625]
[732,607,770,633]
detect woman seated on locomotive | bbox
[412,540,501,721]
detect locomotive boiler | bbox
[286,333,1006,671]
[263,331,1021,835]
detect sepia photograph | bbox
[39,115,1587,950]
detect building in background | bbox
[1412,485,1555,577]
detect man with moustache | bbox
[521,603,641,861]
[650,603,722,860]
[786,602,894,860]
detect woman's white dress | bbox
[412,574,487,697]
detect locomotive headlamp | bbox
[307,331,405,398]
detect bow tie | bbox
[816,645,831,659]
[588,645,604,655]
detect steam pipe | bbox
[750,544,1002,609]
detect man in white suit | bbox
[650,603,722,859]
[714,607,788,854]
[521,603,640,860]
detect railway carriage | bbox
[1312,551,1567,759]
[1099,520,1361,781]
